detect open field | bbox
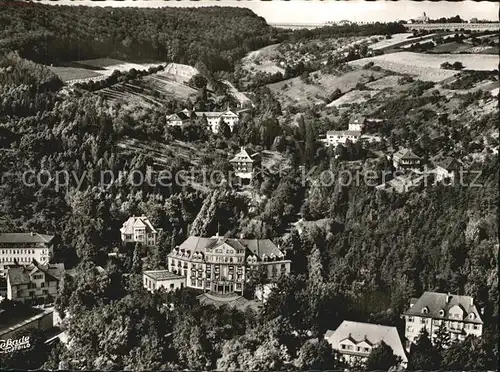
[349,52,498,82]
[73,58,163,76]
[268,68,386,107]
[47,66,105,82]
[370,33,414,50]
[242,44,285,75]
[162,63,199,83]
[365,75,402,90]
[326,89,380,107]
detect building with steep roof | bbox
[6,261,65,304]
[0,233,55,277]
[403,292,484,350]
[120,216,158,247]
[166,110,191,126]
[324,320,408,367]
[326,130,362,147]
[434,156,461,182]
[166,236,291,295]
[229,147,261,180]
[348,115,367,132]
[392,148,422,170]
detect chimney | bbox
[30,232,34,236]
[446,293,451,304]
[470,297,474,306]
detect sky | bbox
[35,1,499,24]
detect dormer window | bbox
[469,313,475,320]
[439,309,445,317]
[422,307,429,315]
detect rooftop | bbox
[325,320,407,363]
[0,233,54,244]
[393,148,421,160]
[327,130,362,136]
[143,270,185,281]
[120,216,158,235]
[404,291,483,324]
[7,261,65,286]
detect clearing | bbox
[349,52,498,82]
[326,89,380,107]
[241,44,285,75]
[48,66,105,82]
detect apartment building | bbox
[166,236,291,295]
[0,233,54,277]
[6,261,65,304]
[120,216,158,246]
[325,320,408,368]
[403,292,484,350]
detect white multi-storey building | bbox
[325,116,366,147]
[0,233,54,277]
[403,292,484,350]
[120,216,158,247]
[166,109,239,133]
[324,321,408,368]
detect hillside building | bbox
[325,115,367,147]
[165,236,291,295]
[120,216,158,247]
[403,292,484,350]
[166,109,240,133]
[6,261,65,304]
[143,270,185,293]
[229,147,261,181]
[434,156,461,182]
[392,148,422,170]
[0,233,54,277]
[325,320,408,368]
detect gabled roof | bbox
[120,216,158,234]
[230,147,258,163]
[436,157,461,171]
[325,321,407,363]
[349,115,366,125]
[167,112,190,122]
[404,291,483,324]
[0,233,54,244]
[393,148,421,160]
[7,261,65,286]
[172,236,285,260]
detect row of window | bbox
[1,256,39,263]
[340,344,370,353]
[1,249,43,255]
[406,323,479,333]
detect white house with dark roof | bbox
[120,216,158,246]
[195,110,239,133]
[0,233,54,276]
[143,270,186,293]
[434,156,461,182]
[348,115,367,132]
[324,320,408,368]
[392,148,422,170]
[325,115,367,147]
[6,261,65,303]
[229,147,261,180]
[403,291,484,350]
[166,236,291,295]
[166,110,191,126]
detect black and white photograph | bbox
[0,0,498,370]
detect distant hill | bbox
[0,3,278,72]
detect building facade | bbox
[120,216,158,246]
[325,320,408,368]
[166,236,291,295]
[6,261,65,303]
[229,147,261,180]
[392,148,422,170]
[325,116,366,147]
[0,233,54,277]
[434,157,461,183]
[143,270,186,293]
[403,292,484,350]
[166,110,239,133]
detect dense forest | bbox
[0,2,498,371]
